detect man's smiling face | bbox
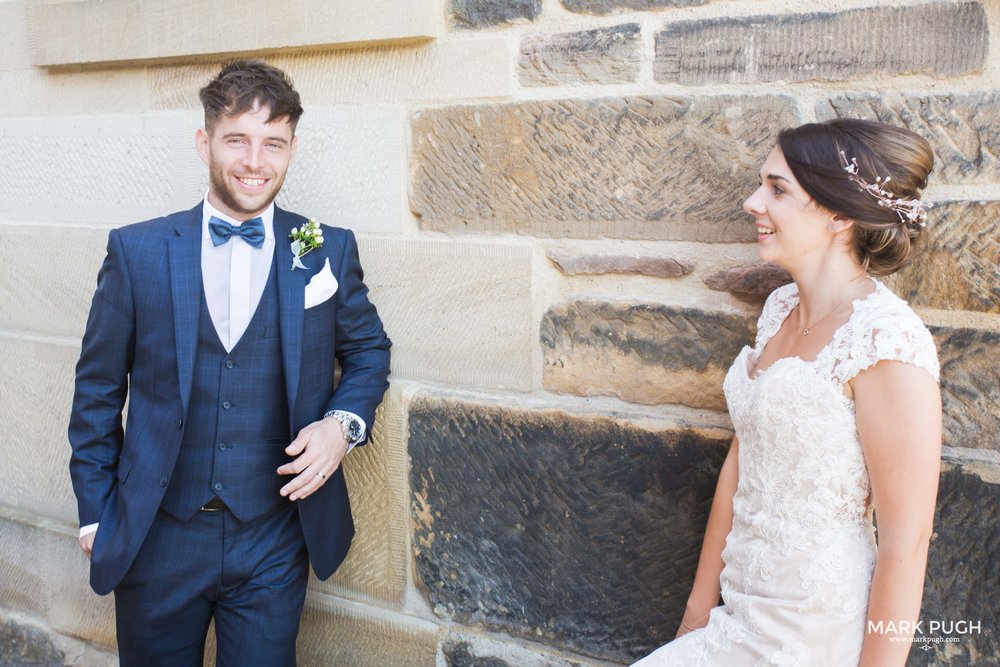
[196,103,297,220]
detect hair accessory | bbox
[840,151,930,228]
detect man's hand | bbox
[79,532,95,559]
[277,417,349,501]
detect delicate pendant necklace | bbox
[798,277,868,336]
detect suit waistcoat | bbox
[159,255,290,522]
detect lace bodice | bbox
[635,281,940,666]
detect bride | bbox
[634,119,942,666]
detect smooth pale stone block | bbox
[297,594,440,667]
[310,385,409,605]
[148,39,512,107]
[28,0,444,67]
[276,107,404,234]
[0,518,48,618]
[0,337,80,525]
[0,108,403,232]
[0,1,30,71]
[0,225,109,338]
[0,69,148,117]
[358,237,534,391]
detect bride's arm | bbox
[853,360,942,667]
[677,436,739,638]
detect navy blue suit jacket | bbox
[69,203,391,595]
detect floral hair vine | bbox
[839,151,930,228]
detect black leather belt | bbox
[200,497,227,512]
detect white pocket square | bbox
[304,258,338,309]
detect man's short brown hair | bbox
[199,59,303,133]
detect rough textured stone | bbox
[411,95,797,241]
[562,0,708,13]
[891,201,1000,314]
[818,91,1000,185]
[409,396,732,661]
[0,225,109,338]
[443,632,609,666]
[541,302,754,411]
[0,618,63,667]
[310,386,409,604]
[912,458,1000,665]
[519,24,641,87]
[0,69,147,117]
[297,594,440,666]
[547,248,692,278]
[654,3,988,84]
[452,0,542,28]
[703,262,792,305]
[932,326,1000,453]
[0,1,31,72]
[0,338,80,524]
[149,39,512,107]
[28,0,443,66]
[358,237,533,391]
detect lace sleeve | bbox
[832,299,940,385]
[754,283,798,350]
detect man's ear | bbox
[195,128,211,167]
[289,134,298,163]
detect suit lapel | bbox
[168,204,204,413]
[274,207,305,420]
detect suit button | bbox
[177,418,183,429]
[213,482,224,492]
[224,360,234,369]
[219,442,227,451]
[159,476,168,487]
[222,401,232,409]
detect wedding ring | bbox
[317,472,326,480]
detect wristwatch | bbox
[324,410,363,445]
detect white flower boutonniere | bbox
[289,218,324,270]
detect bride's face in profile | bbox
[743,147,838,270]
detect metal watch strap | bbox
[324,410,363,444]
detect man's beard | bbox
[208,162,284,218]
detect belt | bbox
[200,496,227,512]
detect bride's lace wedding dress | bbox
[635,280,938,666]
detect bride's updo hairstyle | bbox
[777,118,934,276]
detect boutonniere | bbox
[289,218,323,270]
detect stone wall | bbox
[1,0,997,665]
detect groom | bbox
[68,60,391,665]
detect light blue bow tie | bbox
[208,216,265,249]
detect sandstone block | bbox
[0,618,64,667]
[547,247,692,278]
[0,69,147,117]
[703,262,792,305]
[562,0,709,13]
[932,326,999,453]
[451,0,542,28]
[654,3,988,84]
[358,237,533,391]
[914,458,1000,665]
[443,631,610,666]
[411,95,797,241]
[818,91,1000,185]
[29,0,443,66]
[409,395,732,661]
[0,519,48,619]
[0,225,109,338]
[311,385,409,604]
[541,302,753,410]
[519,24,641,87]
[891,201,999,314]
[298,594,440,667]
[0,338,81,524]
[0,2,31,72]
[149,39,512,107]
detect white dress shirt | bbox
[80,196,363,538]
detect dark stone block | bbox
[655,3,988,84]
[912,459,1000,665]
[703,262,792,304]
[0,619,63,667]
[541,302,754,410]
[519,23,642,87]
[547,248,693,278]
[452,0,542,28]
[443,640,511,667]
[409,397,732,661]
[562,0,709,14]
[931,326,1000,452]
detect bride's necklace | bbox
[797,277,868,336]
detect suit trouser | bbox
[113,501,309,667]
